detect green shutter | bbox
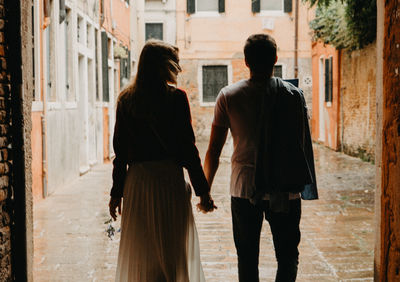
[324,58,333,102]
[284,0,292,13]
[252,0,260,13]
[187,0,195,14]
[101,31,109,102]
[219,0,225,13]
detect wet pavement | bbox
[33,143,375,281]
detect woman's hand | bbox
[197,193,217,214]
[109,197,122,221]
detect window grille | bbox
[202,65,228,103]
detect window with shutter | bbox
[202,66,228,103]
[189,0,224,13]
[145,23,163,41]
[197,0,218,12]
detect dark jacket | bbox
[253,77,318,202]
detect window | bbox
[273,65,283,78]
[197,0,218,12]
[325,57,333,103]
[261,0,282,11]
[187,0,225,14]
[252,0,292,13]
[145,23,163,41]
[202,65,228,103]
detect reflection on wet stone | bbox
[33,143,374,281]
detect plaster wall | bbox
[102,0,131,47]
[43,0,105,194]
[340,43,376,161]
[311,41,340,150]
[176,0,314,60]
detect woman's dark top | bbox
[110,87,210,198]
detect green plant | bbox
[304,0,376,50]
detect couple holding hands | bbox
[109,33,318,282]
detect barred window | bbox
[202,65,228,103]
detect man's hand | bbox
[109,197,122,221]
[197,193,217,214]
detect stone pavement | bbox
[33,143,375,281]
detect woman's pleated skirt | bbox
[115,160,205,282]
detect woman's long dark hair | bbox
[118,40,181,117]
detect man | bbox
[204,34,318,282]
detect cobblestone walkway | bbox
[33,143,375,281]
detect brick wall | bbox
[178,58,249,140]
[0,0,13,279]
[339,43,377,162]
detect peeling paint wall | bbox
[340,43,376,162]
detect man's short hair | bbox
[244,34,277,74]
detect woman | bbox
[108,40,216,282]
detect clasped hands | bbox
[196,192,217,214]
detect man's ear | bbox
[275,56,278,64]
[245,58,249,68]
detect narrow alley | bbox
[33,143,375,282]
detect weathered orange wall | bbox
[340,44,376,161]
[102,0,131,47]
[311,41,340,150]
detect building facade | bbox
[31,0,135,200]
[144,0,177,45]
[311,41,376,161]
[175,0,314,139]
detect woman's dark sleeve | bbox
[175,90,210,196]
[110,102,128,198]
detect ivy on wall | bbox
[304,0,376,50]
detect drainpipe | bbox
[294,0,299,78]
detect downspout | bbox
[294,0,299,78]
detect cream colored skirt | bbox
[116,160,205,282]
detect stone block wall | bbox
[0,0,13,279]
[339,43,377,162]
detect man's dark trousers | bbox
[231,197,301,282]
